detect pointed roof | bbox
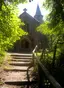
[19,11,40,23]
[35,4,42,16]
[34,4,43,23]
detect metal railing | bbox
[32,45,62,88]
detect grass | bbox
[0,57,4,66]
[0,56,12,67]
[0,81,4,85]
[36,52,42,56]
[4,65,13,70]
[0,52,6,66]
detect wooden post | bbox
[38,63,45,88]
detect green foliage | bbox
[37,20,64,67]
[37,20,64,47]
[7,0,27,4]
[0,57,4,66]
[7,0,33,4]
[0,0,27,11]
[0,5,27,65]
[0,51,5,66]
[0,81,4,85]
[0,0,27,65]
[0,5,26,52]
[37,22,53,35]
[36,0,64,85]
[40,0,64,68]
[44,0,64,27]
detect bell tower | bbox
[34,4,43,23]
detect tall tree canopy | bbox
[0,5,26,52]
[0,0,33,10]
[37,0,64,67]
[44,0,64,27]
[0,0,27,54]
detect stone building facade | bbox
[12,5,48,52]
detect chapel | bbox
[12,4,47,52]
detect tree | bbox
[0,0,33,10]
[36,0,64,68]
[37,20,64,68]
[0,4,27,55]
[44,0,64,27]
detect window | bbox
[23,21,29,32]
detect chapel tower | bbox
[34,4,43,23]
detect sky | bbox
[18,0,49,20]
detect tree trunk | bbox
[52,44,57,68]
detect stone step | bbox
[11,59,31,62]
[4,66,29,72]
[13,56,32,59]
[2,53,34,88]
[4,72,27,82]
[5,80,37,86]
[9,53,32,57]
[9,62,31,66]
[10,61,31,64]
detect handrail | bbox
[32,45,62,88]
[32,45,38,54]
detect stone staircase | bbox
[2,53,37,88]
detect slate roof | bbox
[19,11,40,24]
[35,4,42,16]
